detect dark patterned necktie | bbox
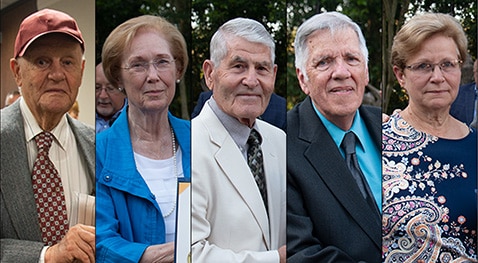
[341,131,368,199]
[247,129,268,212]
[31,131,69,246]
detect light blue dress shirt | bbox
[312,103,382,209]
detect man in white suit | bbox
[191,18,286,262]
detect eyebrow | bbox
[127,54,172,61]
[230,56,272,68]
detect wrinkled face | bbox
[297,28,369,125]
[393,35,461,112]
[204,36,277,127]
[119,28,178,113]
[11,33,84,117]
[95,63,125,119]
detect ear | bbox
[203,59,215,91]
[392,65,406,88]
[296,67,310,95]
[10,58,22,87]
[364,65,370,86]
[79,59,86,82]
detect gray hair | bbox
[294,12,368,79]
[210,17,275,67]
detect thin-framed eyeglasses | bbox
[122,58,176,74]
[404,59,462,74]
[95,86,123,95]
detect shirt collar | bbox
[208,96,258,151]
[312,101,366,150]
[20,97,69,150]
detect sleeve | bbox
[94,139,148,263]
[0,238,44,263]
[95,181,148,263]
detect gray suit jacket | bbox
[0,100,95,262]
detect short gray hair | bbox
[294,12,368,79]
[210,17,275,67]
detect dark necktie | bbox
[31,132,69,246]
[341,131,368,199]
[247,129,268,212]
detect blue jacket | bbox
[95,108,191,263]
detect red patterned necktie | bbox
[31,131,69,246]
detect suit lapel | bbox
[1,103,42,241]
[261,129,282,249]
[208,107,271,249]
[299,97,381,248]
[68,115,95,195]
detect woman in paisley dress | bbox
[382,13,477,262]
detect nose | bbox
[145,64,160,83]
[242,68,259,88]
[48,61,65,81]
[331,59,352,80]
[97,87,109,98]
[430,64,445,83]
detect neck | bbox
[129,108,174,159]
[238,117,256,128]
[34,113,63,132]
[128,106,169,140]
[401,107,468,139]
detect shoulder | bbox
[257,119,285,140]
[1,102,21,130]
[169,113,191,128]
[269,93,286,106]
[359,104,382,127]
[287,97,310,120]
[359,104,381,116]
[68,116,95,140]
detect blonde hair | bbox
[391,12,467,69]
[102,15,188,87]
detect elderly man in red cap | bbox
[1,9,95,262]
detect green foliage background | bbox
[95,0,477,117]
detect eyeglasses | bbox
[95,86,123,95]
[122,58,176,74]
[404,59,462,74]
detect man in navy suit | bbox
[192,90,286,131]
[287,12,381,262]
[450,59,477,128]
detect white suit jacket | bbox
[191,102,286,263]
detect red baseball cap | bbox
[14,8,84,58]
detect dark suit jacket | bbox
[0,100,95,263]
[287,96,382,263]
[191,90,287,131]
[450,82,476,126]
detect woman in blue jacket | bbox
[96,15,190,263]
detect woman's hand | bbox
[139,242,175,263]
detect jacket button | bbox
[104,175,112,182]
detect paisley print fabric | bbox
[382,113,477,263]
